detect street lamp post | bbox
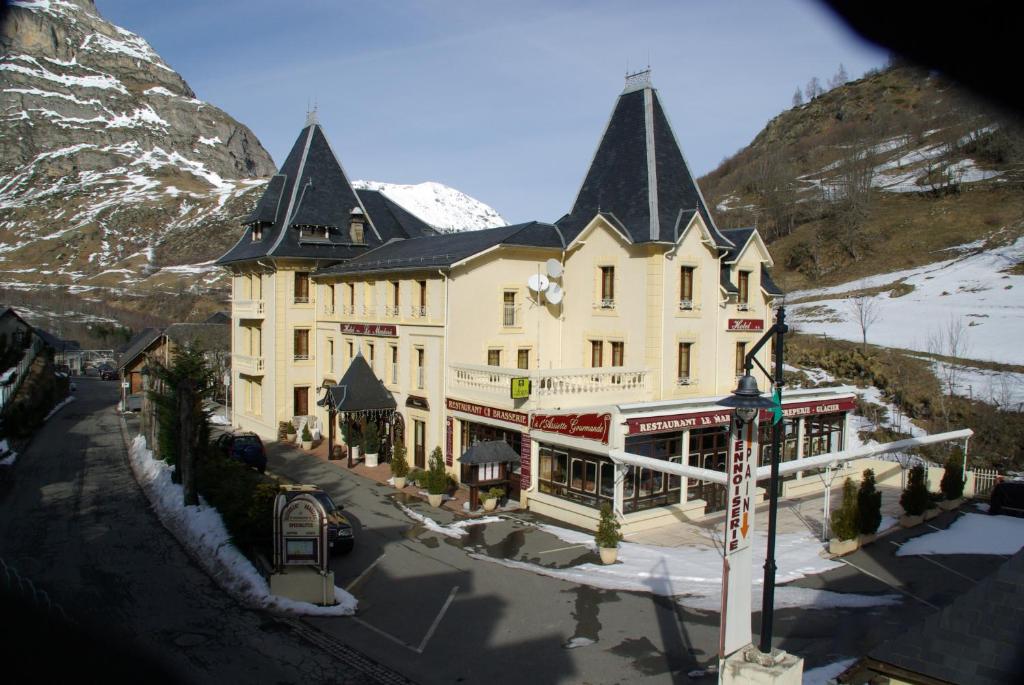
[718,306,788,656]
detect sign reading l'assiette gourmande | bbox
[531,412,612,445]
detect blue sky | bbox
[98,0,886,224]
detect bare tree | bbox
[754,146,799,240]
[828,63,849,90]
[929,316,970,430]
[805,76,823,101]
[792,87,804,108]
[848,288,882,353]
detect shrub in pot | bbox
[363,423,380,468]
[829,478,860,555]
[899,464,929,526]
[857,469,882,543]
[939,452,965,510]
[408,468,426,487]
[482,487,505,512]
[595,502,623,564]
[300,423,313,450]
[426,447,447,507]
[391,441,409,489]
[285,423,297,443]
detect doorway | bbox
[413,419,426,468]
[293,386,309,416]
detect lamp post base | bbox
[721,645,803,685]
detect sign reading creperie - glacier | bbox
[759,396,856,421]
[339,323,397,337]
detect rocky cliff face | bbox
[0,0,276,300]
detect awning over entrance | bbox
[317,353,396,417]
[459,440,520,465]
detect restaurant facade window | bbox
[623,433,683,513]
[803,413,845,458]
[688,426,729,512]
[538,445,610,510]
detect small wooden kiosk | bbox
[318,352,396,467]
[459,440,519,510]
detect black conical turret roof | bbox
[558,74,732,249]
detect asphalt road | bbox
[0,378,390,684]
[1,378,1008,684]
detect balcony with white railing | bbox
[410,305,429,320]
[448,363,651,410]
[235,354,265,375]
[322,302,336,317]
[234,300,265,318]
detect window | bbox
[416,347,425,389]
[503,291,517,327]
[350,217,365,244]
[416,280,427,317]
[678,342,692,384]
[347,341,354,361]
[600,266,615,307]
[737,270,750,309]
[252,225,262,241]
[367,343,375,370]
[687,427,729,511]
[390,281,400,316]
[364,281,375,315]
[487,349,501,367]
[680,266,694,309]
[328,338,335,373]
[390,345,398,384]
[293,329,309,361]
[803,413,845,458]
[294,272,310,304]
[539,447,568,487]
[517,348,530,370]
[623,434,681,512]
[590,340,603,368]
[610,341,624,367]
[735,342,747,377]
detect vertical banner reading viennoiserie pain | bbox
[720,418,757,658]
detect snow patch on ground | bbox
[803,658,857,685]
[397,502,502,538]
[43,394,75,421]
[127,435,356,615]
[896,512,1024,556]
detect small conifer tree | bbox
[939,451,965,500]
[391,440,409,479]
[857,469,883,535]
[301,423,312,442]
[829,478,860,541]
[595,502,623,549]
[900,464,930,516]
[426,446,447,495]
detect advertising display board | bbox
[273,493,329,571]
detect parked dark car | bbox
[279,484,355,554]
[100,369,119,381]
[989,480,1024,517]
[214,432,267,473]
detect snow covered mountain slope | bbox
[353,180,505,231]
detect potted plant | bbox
[857,469,882,545]
[482,487,505,512]
[939,451,965,510]
[391,440,409,489]
[595,502,623,564]
[285,422,297,444]
[899,464,929,527]
[426,447,446,507]
[363,422,380,468]
[300,423,313,450]
[829,478,860,555]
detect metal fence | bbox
[972,467,999,499]
[0,337,43,412]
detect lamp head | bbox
[718,373,776,425]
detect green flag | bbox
[772,387,783,425]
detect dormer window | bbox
[298,225,331,244]
[252,225,262,241]
[350,207,365,244]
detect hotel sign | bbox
[339,323,397,337]
[759,397,856,421]
[626,408,733,435]
[727,318,765,332]
[445,398,529,428]
[531,412,611,445]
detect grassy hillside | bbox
[699,65,1024,291]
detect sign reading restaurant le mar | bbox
[531,412,612,445]
[626,408,734,435]
[339,322,398,337]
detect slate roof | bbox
[761,266,784,297]
[203,311,231,325]
[720,227,756,262]
[314,222,564,278]
[459,440,520,465]
[164,323,228,353]
[117,328,162,371]
[865,548,1024,684]
[318,353,396,413]
[32,327,78,352]
[118,327,159,355]
[217,120,435,266]
[557,78,732,249]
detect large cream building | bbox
[218,73,854,531]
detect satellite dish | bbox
[546,282,563,305]
[527,273,549,292]
[546,259,563,279]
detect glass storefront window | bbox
[600,463,615,498]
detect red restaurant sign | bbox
[445,398,529,428]
[531,412,611,444]
[627,409,733,435]
[727,318,765,332]
[759,396,856,421]
[340,323,398,337]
